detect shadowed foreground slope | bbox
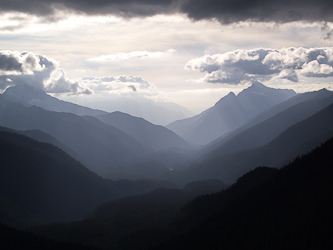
[0,131,176,227]
[157,137,333,249]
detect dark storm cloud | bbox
[0,0,332,23]
[186,47,333,84]
[180,0,333,24]
[0,0,175,19]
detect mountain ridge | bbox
[3,84,107,116]
[0,96,148,176]
[94,111,190,152]
[171,100,333,185]
[201,90,333,161]
[167,82,296,145]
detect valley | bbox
[0,82,332,249]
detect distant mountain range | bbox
[202,89,333,159]
[1,82,333,184]
[2,84,106,116]
[0,96,146,176]
[167,82,296,145]
[164,90,333,185]
[93,111,189,151]
[83,96,194,125]
[0,87,190,178]
[0,130,176,227]
[2,84,193,125]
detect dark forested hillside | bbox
[156,137,333,250]
[0,222,98,250]
[30,138,333,250]
[0,131,119,225]
[0,131,176,228]
[30,189,196,250]
[29,179,228,250]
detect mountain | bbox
[0,131,119,225]
[167,82,296,145]
[0,126,82,162]
[171,100,333,185]
[2,84,107,116]
[156,137,333,250]
[93,111,190,151]
[0,130,177,228]
[3,84,194,125]
[30,189,195,250]
[84,96,194,125]
[0,222,97,250]
[0,96,148,176]
[155,101,194,118]
[104,147,197,180]
[201,89,333,160]
[29,179,227,250]
[29,137,333,249]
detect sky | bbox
[0,0,333,113]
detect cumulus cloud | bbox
[45,69,93,95]
[81,75,156,94]
[0,50,92,95]
[0,51,45,75]
[185,47,333,84]
[0,1,333,24]
[88,49,176,62]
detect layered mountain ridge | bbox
[3,84,106,116]
[167,82,296,145]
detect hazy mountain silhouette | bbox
[0,96,148,176]
[106,160,172,180]
[3,84,107,116]
[104,146,198,180]
[167,82,296,145]
[94,111,190,151]
[0,131,120,225]
[201,89,333,161]
[0,126,82,163]
[0,130,177,228]
[172,101,333,185]
[84,96,193,125]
